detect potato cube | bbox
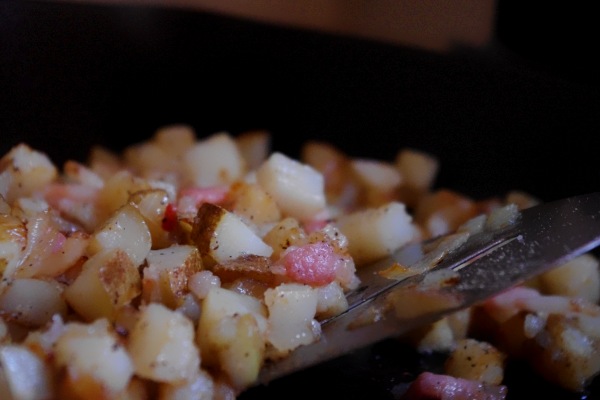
[537,253,600,303]
[0,278,67,328]
[64,248,141,321]
[444,338,507,385]
[142,245,202,308]
[88,203,152,267]
[335,202,417,266]
[0,144,57,204]
[182,132,245,187]
[128,303,200,383]
[255,152,326,221]
[264,283,319,354]
[197,287,267,364]
[191,203,272,266]
[0,344,54,400]
[54,319,134,397]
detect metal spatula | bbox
[258,192,600,384]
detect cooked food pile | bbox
[0,126,599,399]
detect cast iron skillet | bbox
[2,2,600,399]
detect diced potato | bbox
[42,181,100,232]
[209,312,266,390]
[263,283,319,354]
[406,318,456,353]
[197,287,267,366]
[123,141,173,179]
[255,152,326,221]
[182,132,245,187]
[395,148,439,208]
[457,214,487,235]
[401,306,471,353]
[537,253,600,303]
[88,203,152,267]
[350,158,402,207]
[300,141,357,208]
[64,248,141,321]
[142,244,202,308]
[224,181,282,229]
[0,144,58,205]
[129,189,173,250]
[11,212,88,279]
[188,270,221,300]
[262,217,306,259]
[505,190,540,210]
[444,338,507,385]
[447,307,473,341]
[157,369,214,400]
[95,171,152,220]
[395,148,439,190]
[128,303,200,384]
[153,124,197,158]
[335,202,417,266]
[235,130,271,171]
[210,254,275,288]
[88,145,122,181]
[484,203,520,231]
[54,319,134,398]
[315,281,348,320]
[0,344,54,400]
[0,214,26,279]
[414,189,478,238]
[63,160,104,189]
[191,203,273,266]
[528,313,600,392]
[388,284,462,321]
[0,278,67,328]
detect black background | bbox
[1,1,600,398]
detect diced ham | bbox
[274,242,343,286]
[402,372,508,400]
[482,286,600,324]
[176,186,229,216]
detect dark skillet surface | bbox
[2,2,600,399]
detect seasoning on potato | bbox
[1,125,599,399]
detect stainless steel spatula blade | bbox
[258,192,600,384]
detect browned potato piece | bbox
[414,189,478,238]
[142,244,202,309]
[88,203,152,267]
[395,147,439,208]
[262,217,306,260]
[235,129,271,171]
[64,248,141,322]
[191,203,272,267]
[129,189,173,250]
[300,141,355,207]
[223,181,281,228]
[444,338,507,385]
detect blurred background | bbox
[1,0,598,201]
